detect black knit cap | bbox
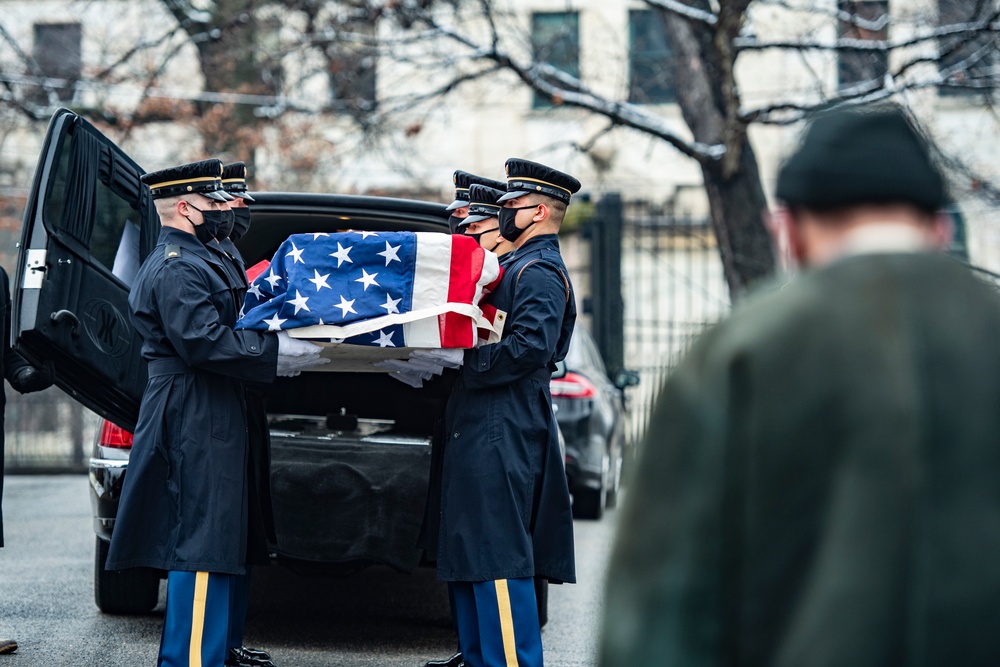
[498,158,581,205]
[446,170,506,211]
[221,161,255,202]
[141,158,230,201]
[461,184,506,227]
[775,106,946,212]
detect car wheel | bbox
[572,485,605,520]
[535,577,549,628]
[94,537,160,614]
[606,446,624,510]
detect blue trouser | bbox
[227,568,252,650]
[452,578,543,667]
[159,571,234,667]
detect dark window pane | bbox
[937,0,997,96]
[837,1,888,90]
[32,22,82,104]
[629,10,675,104]
[531,12,580,109]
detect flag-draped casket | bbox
[236,232,502,369]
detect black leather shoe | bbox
[0,639,17,655]
[423,652,463,667]
[226,646,276,667]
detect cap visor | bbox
[461,214,492,225]
[445,199,468,211]
[497,190,530,203]
[203,190,229,201]
[236,191,256,202]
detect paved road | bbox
[0,475,619,666]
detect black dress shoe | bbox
[423,652,463,667]
[226,646,276,667]
[0,639,17,655]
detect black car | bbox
[551,325,633,520]
[12,109,550,622]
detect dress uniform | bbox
[105,159,279,667]
[600,108,1000,666]
[446,171,506,234]
[437,159,579,667]
[218,162,276,667]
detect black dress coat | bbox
[105,227,277,574]
[437,234,577,584]
[601,252,1000,666]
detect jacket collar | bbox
[157,226,224,267]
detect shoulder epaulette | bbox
[164,244,182,260]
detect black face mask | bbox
[466,226,502,252]
[187,204,233,246]
[448,214,466,235]
[229,207,252,243]
[497,205,538,242]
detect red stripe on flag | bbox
[246,259,270,284]
[441,235,480,348]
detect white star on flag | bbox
[265,270,282,289]
[288,290,310,314]
[380,293,401,315]
[355,269,380,291]
[313,233,330,240]
[358,231,379,238]
[263,314,287,331]
[308,270,331,291]
[374,329,396,347]
[335,295,357,317]
[377,242,401,266]
[247,282,263,299]
[286,243,305,264]
[330,242,353,268]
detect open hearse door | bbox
[13,108,155,432]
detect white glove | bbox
[277,331,324,357]
[409,348,464,369]
[276,332,328,376]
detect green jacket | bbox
[601,252,1000,666]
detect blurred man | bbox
[437,158,579,667]
[600,105,1000,666]
[0,264,54,655]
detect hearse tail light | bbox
[98,420,134,449]
[550,372,597,399]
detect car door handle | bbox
[51,309,81,338]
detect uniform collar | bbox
[510,233,560,260]
[157,226,223,266]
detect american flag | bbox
[235,231,502,349]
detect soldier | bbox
[446,170,506,235]
[437,158,579,667]
[459,183,517,259]
[600,106,1000,665]
[217,162,275,667]
[105,159,322,667]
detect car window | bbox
[580,330,607,376]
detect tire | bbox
[534,577,549,628]
[572,486,605,520]
[94,537,160,614]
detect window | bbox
[326,22,377,116]
[629,9,675,104]
[531,12,580,109]
[32,22,82,104]
[937,0,997,96]
[837,1,888,90]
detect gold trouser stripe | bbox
[189,572,209,667]
[494,579,519,667]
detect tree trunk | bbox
[661,5,775,298]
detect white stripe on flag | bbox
[403,233,448,347]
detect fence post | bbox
[589,194,624,375]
